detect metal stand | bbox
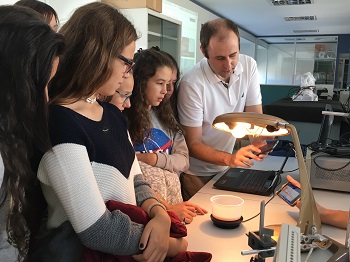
[241,201,277,261]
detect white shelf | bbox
[148,31,178,41]
[148,31,162,38]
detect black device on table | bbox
[253,140,279,156]
[213,143,290,196]
[276,182,301,206]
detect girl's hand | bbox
[133,208,170,262]
[286,175,301,188]
[136,153,158,166]
[167,202,207,224]
[286,175,301,208]
[167,237,188,257]
[287,175,325,211]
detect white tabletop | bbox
[185,156,350,262]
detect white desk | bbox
[185,156,350,262]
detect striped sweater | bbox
[34,102,156,261]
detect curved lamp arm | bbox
[286,123,322,235]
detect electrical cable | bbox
[242,168,294,223]
[313,153,350,171]
[242,145,295,223]
[282,168,299,173]
[242,193,276,223]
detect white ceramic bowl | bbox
[210,195,244,221]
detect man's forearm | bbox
[188,142,232,167]
[320,208,349,229]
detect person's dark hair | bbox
[49,2,138,105]
[15,0,59,26]
[124,47,182,143]
[158,50,180,120]
[162,50,180,89]
[0,5,64,260]
[200,18,240,58]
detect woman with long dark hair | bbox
[0,5,64,261]
[32,3,187,261]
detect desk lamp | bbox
[212,112,321,236]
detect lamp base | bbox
[323,235,349,262]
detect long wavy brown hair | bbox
[124,48,182,144]
[157,50,181,120]
[49,2,138,104]
[0,5,64,261]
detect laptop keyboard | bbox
[239,170,276,193]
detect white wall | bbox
[165,0,259,63]
[165,0,219,63]
[119,8,149,50]
[1,0,18,4]
[0,0,96,24]
[46,0,96,23]
[2,0,260,63]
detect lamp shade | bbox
[213,112,290,138]
[212,112,322,236]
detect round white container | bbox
[210,195,244,221]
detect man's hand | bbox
[227,144,262,168]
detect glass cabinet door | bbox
[314,59,336,85]
[148,15,162,48]
[313,42,337,85]
[148,14,180,62]
[258,36,338,86]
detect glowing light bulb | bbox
[231,124,247,138]
[214,122,230,132]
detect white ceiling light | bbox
[284,16,317,21]
[284,37,306,41]
[293,29,319,33]
[268,0,314,6]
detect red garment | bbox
[82,200,212,262]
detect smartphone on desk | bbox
[276,182,301,206]
[253,140,279,156]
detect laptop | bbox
[213,147,291,196]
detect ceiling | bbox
[190,0,350,43]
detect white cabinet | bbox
[121,8,181,63]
